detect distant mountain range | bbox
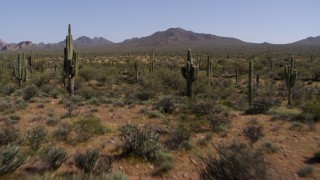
[0,28,319,51]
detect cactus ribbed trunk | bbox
[181,49,199,97]
[207,54,211,85]
[134,62,139,83]
[248,60,253,106]
[236,59,239,85]
[256,74,259,88]
[63,24,79,96]
[285,57,297,106]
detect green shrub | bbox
[73,116,109,142]
[243,125,264,144]
[52,123,71,141]
[165,128,190,150]
[0,99,12,112]
[191,100,213,116]
[75,149,113,174]
[297,166,314,178]
[301,100,320,121]
[0,128,20,146]
[207,113,231,132]
[198,142,268,180]
[119,124,162,161]
[135,89,155,101]
[40,145,69,170]
[23,85,39,100]
[263,141,278,153]
[0,145,27,175]
[154,96,176,113]
[75,149,99,173]
[26,126,47,151]
[153,150,174,175]
[245,98,272,114]
[3,84,17,95]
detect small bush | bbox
[297,166,314,178]
[0,99,12,112]
[263,141,278,153]
[3,84,16,95]
[0,128,20,146]
[165,128,190,150]
[198,142,268,180]
[154,96,175,113]
[52,123,72,141]
[153,150,174,175]
[75,149,99,173]
[245,98,273,114]
[192,101,213,116]
[46,118,60,126]
[75,149,113,174]
[0,146,27,175]
[301,100,320,121]
[135,89,155,101]
[40,145,69,170]
[207,113,231,132]
[243,125,264,144]
[23,85,38,101]
[73,116,109,142]
[26,126,47,151]
[119,124,162,161]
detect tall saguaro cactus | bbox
[248,60,253,106]
[181,49,198,97]
[27,51,34,73]
[285,57,297,106]
[14,53,27,88]
[63,24,79,96]
[150,50,155,73]
[207,54,211,85]
[236,58,239,85]
[134,61,139,83]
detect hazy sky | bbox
[1,0,319,44]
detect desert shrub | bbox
[301,100,320,121]
[26,126,47,151]
[119,124,162,161]
[245,98,273,114]
[153,150,174,175]
[87,97,100,105]
[0,99,12,112]
[75,149,113,174]
[0,145,27,175]
[52,123,72,141]
[102,171,128,180]
[243,125,264,144]
[74,77,86,91]
[165,127,190,150]
[3,83,17,95]
[0,128,20,146]
[46,118,60,126]
[73,116,109,142]
[7,115,21,124]
[197,133,213,146]
[77,87,98,100]
[309,151,320,163]
[154,96,175,113]
[207,112,232,132]
[297,166,314,178]
[135,89,155,101]
[263,141,278,153]
[23,84,39,100]
[31,72,50,87]
[198,142,268,180]
[191,100,213,116]
[75,149,99,173]
[40,145,69,170]
[79,66,96,81]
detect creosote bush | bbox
[165,127,190,150]
[154,96,176,113]
[23,85,39,101]
[198,142,269,180]
[243,125,264,144]
[0,145,27,175]
[0,128,20,145]
[245,98,273,114]
[26,126,47,151]
[119,124,162,161]
[40,145,69,170]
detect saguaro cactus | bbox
[236,58,239,85]
[256,74,260,88]
[207,54,211,85]
[181,49,198,97]
[285,57,297,106]
[150,50,155,73]
[27,51,34,73]
[134,61,139,83]
[63,24,79,96]
[14,53,27,88]
[248,60,253,106]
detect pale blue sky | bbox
[1,0,319,44]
